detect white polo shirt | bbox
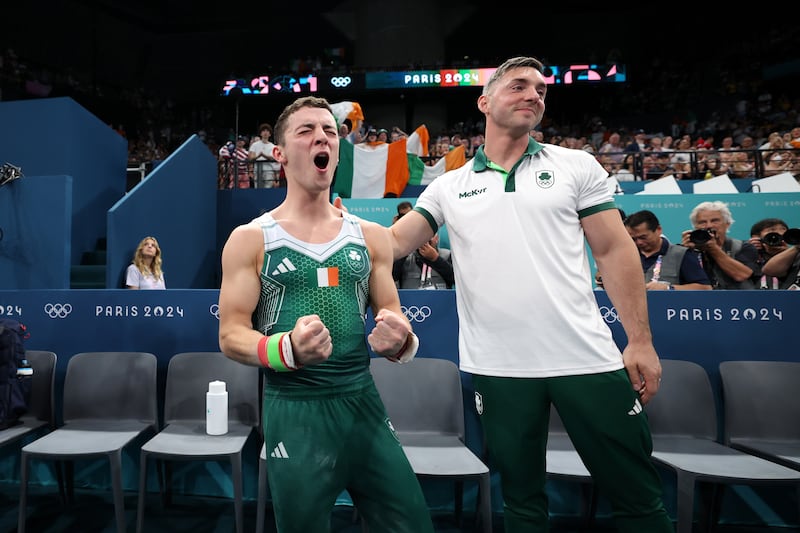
[414,138,623,377]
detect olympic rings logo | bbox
[44,303,72,319]
[330,76,351,88]
[402,305,431,323]
[209,304,220,320]
[598,305,619,324]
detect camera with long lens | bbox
[762,228,800,246]
[761,232,785,247]
[784,228,800,245]
[689,228,716,245]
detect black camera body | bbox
[689,228,715,245]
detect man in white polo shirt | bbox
[379,56,673,532]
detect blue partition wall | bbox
[0,176,72,288]
[0,97,127,265]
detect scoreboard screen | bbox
[220,64,626,96]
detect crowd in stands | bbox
[3,36,800,188]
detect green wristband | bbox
[267,333,291,372]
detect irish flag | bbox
[334,125,430,198]
[409,145,467,187]
[314,267,339,287]
[329,101,365,131]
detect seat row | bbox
[12,352,797,532]
[8,351,491,533]
[547,359,800,533]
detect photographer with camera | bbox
[681,200,759,289]
[624,210,711,291]
[748,218,791,289]
[761,226,800,290]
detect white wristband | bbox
[282,333,300,370]
[396,332,419,364]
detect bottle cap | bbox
[208,380,226,393]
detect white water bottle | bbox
[206,380,228,435]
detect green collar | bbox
[471,136,544,172]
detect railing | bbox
[596,148,800,182]
[217,160,283,189]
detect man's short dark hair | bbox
[750,218,788,237]
[624,210,660,231]
[396,201,413,216]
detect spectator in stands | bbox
[390,126,407,142]
[640,153,657,180]
[377,128,389,143]
[217,96,434,533]
[370,56,674,533]
[598,131,625,163]
[125,236,166,289]
[471,133,486,155]
[612,152,639,181]
[681,200,759,289]
[219,136,251,188]
[789,127,800,149]
[598,154,620,176]
[624,210,711,291]
[624,129,647,152]
[728,150,756,178]
[700,152,730,179]
[762,150,794,177]
[394,232,454,289]
[361,127,380,148]
[762,231,800,290]
[647,152,675,180]
[391,200,412,225]
[670,137,693,165]
[647,135,665,152]
[759,131,785,150]
[739,136,756,151]
[719,136,737,151]
[749,218,791,289]
[248,123,280,188]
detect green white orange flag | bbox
[329,101,365,133]
[409,145,467,187]
[333,125,431,198]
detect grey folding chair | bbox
[645,358,800,533]
[720,360,800,471]
[0,350,57,448]
[370,357,492,533]
[546,405,597,527]
[136,352,259,533]
[18,351,158,533]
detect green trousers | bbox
[263,377,434,533]
[473,369,673,533]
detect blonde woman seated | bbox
[125,236,166,289]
